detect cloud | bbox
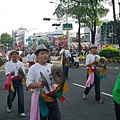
[0,0,57,35]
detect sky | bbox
[0,0,119,36]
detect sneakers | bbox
[83,93,87,100]
[7,107,25,117]
[7,107,11,113]
[95,100,104,104]
[19,113,26,117]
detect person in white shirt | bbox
[26,44,61,120]
[0,52,3,57]
[59,44,71,79]
[83,44,104,104]
[27,49,36,67]
[6,48,12,61]
[0,52,3,66]
[5,49,26,117]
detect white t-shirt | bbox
[59,49,71,58]
[27,53,36,62]
[26,63,56,94]
[19,51,23,56]
[5,61,25,78]
[7,50,12,56]
[86,54,100,69]
[0,52,3,57]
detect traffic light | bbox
[56,24,61,26]
[52,23,61,26]
[52,23,56,26]
[43,18,51,21]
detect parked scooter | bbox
[69,51,79,68]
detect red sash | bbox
[11,76,21,81]
[88,69,95,73]
[29,62,35,66]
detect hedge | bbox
[98,46,119,58]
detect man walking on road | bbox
[27,49,36,67]
[59,44,71,79]
[83,44,104,104]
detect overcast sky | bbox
[0,0,119,36]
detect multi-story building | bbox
[30,32,50,47]
[12,27,28,50]
[101,21,117,44]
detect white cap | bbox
[35,44,48,55]
[90,44,97,49]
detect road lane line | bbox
[101,92,113,97]
[73,83,85,88]
[73,83,113,98]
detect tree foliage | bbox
[0,33,14,47]
[53,0,109,53]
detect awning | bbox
[71,42,90,49]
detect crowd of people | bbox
[1,44,120,120]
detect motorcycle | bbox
[69,53,79,68]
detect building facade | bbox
[12,27,28,50]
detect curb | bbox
[107,59,120,64]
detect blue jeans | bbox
[7,79,24,113]
[62,62,69,78]
[40,100,61,120]
[84,72,100,101]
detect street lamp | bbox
[26,28,36,38]
[26,28,36,48]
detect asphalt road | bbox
[0,58,119,120]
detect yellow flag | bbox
[10,80,14,92]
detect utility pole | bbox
[26,28,36,48]
[119,1,120,18]
[50,0,71,48]
[112,0,120,47]
[66,0,70,48]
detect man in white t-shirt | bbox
[59,44,71,79]
[83,44,104,104]
[5,49,26,117]
[27,49,36,67]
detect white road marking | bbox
[73,83,85,88]
[101,92,113,97]
[73,83,113,98]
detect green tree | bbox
[83,0,109,43]
[53,0,109,53]
[0,33,14,48]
